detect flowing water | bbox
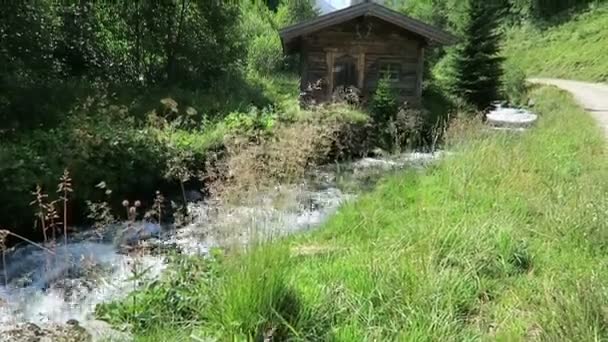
[0,152,441,339]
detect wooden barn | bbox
[279,1,456,105]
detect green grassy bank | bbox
[100,86,608,341]
[503,3,608,82]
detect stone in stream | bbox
[185,189,204,202]
[80,319,132,342]
[119,222,162,246]
[486,104,538,129]
[1,322,92,342]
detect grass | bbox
[503,2,608,82]
[101,85,608,341]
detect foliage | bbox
[241,2,283,75]
[274,0,320,27]
[506,0,606,21]
[241,0,318,75]
[370,76,424,151]
[105,87,608,340]
[96,254,221,332]
[0,106,170,236]
[392,0,606,27]
[501,61,529,106]
[387,106,427,151]
[0,94,236,236]
[448,0,504,111]
[502,2,608,82]
[394,0,468,31]
[247,34,285,74]
[224,107,278,134]
[0,1,243,131]
[370,77,399,124]
[208,104,372,199]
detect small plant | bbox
[57,169,73,247]
[164,149,194,215]
[0,229,8,286]
[387,104,427,152]
[154,191,165,226]
[299,79,324,108]
[123,199,141,223]
[224,106,278,135]
[30,185,50,244]
[86,181,116,239]
[370,76,398,125]
[332,85,361,106]
[44,200,60,244]
[142,191,165,239]
[501,62,529,106]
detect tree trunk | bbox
[166,0,188,85]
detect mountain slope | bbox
[503,3,608,83]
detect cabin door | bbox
[326,50,365,99]
[333,54,358,90]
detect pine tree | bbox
[450,0,504,111]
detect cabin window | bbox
[379,62,401,82]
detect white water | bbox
[486,104,538,128]
[0,152,441,338]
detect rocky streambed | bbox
[0,152,442,341]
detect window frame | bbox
[378,61,402,83]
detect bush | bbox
[96,254,220,332]
[370,77,399,124]
[501,62,529,106]
[224,106,278,135]
[247,34,284,74]
[208,104,372,199]
[0,98,190,238]
[387,105,427,151]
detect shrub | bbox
[96,254,220,332]
[501,62,529,106]
[0,97,200,237]
[224,106,278,135]
[247,34,284,74]
[370,77,399,124]
[387,105,427,151]
[209,105,372,200]
[332,85,362,106]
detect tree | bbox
[275,0,319,27]
[449,0,504,111]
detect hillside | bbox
[503,3,608,82]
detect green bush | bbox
[0,99,179,236]
[370,77,399,124]
[247,34,284,74]
[224,107,278,134]
[388,106,427,151]
[501,62,529,106]
[96,254,220,332]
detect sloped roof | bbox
[279,1,457,52]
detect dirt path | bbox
[530,78,608,136]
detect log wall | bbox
[299,17,425,104]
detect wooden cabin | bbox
[279,1,456,105]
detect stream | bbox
[0,152,441,341]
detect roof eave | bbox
[279,2,458,53]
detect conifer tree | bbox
[450,0,504,110]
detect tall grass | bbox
[105,86,608,341]
[503,2,608,82]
